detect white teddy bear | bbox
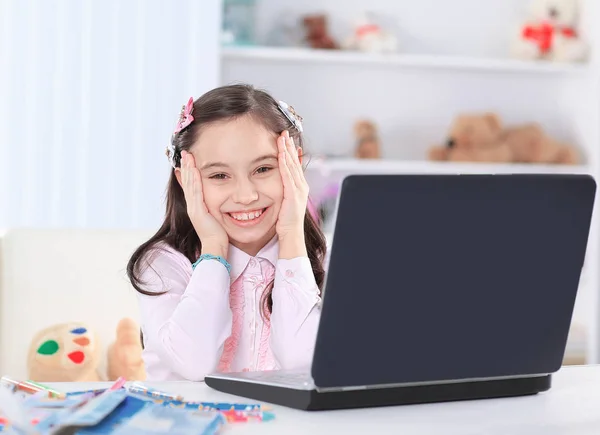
[511,0,588,62]
[343,12,398,54]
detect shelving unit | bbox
[222,46,593,74]
[303,159,594,211]
[218,0,600,364]
[303,158,591,175]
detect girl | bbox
[127,84,327,381]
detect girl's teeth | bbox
[231,209,263,221]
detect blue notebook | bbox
[110,405,224,435]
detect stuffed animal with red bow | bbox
[511,0,588,62]
[343,12,398,53]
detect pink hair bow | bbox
[173,97,195,134]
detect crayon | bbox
[127,383,184,401]
[189,401,264,411]
[126,382,267,412]
[66,388,107,397]
[161,400,265,412]
[24,381,66,399]
[221,409,276,423]
[0,377,45,396]
[109,377,126,391]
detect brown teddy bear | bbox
[428,113,579,165]
[354,119,382,159]
[302,14,339,49]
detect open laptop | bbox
[205,174,596,410]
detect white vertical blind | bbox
[0,0,221,229]
[0,0,12,227]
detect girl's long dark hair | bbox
[127,84,327,321]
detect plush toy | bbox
[27,322,103,382]
[428,113,579,165]
[511,0,588,62]
[27,318,145,382]
[107,318,146,381]
[354,119,382,159]
[302,14,339,49]
[343,12,398,53]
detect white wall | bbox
[223,59,595,162]
[0,0,221,229]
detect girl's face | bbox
[190,115,285,254]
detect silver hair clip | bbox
[165,142,177,168]
[278,100,303,133]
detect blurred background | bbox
[1,0,599,381]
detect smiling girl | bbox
[127,84,327,381]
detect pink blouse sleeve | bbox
[269,257,322,370]
[136,248,232,381]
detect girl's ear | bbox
[174,168,183,188]
[297,147,303,164]
[174,151,185,188]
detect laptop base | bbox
[205,374,551,411]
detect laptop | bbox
[205,174,596,411]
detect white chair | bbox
[0,228,154,380]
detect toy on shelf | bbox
[343,12,398,53]
[302,14,339,49]
[511,0,588,62]
[354,119,382,159]
[427,113,580,165]
[221,0,257,46]
[27,318,145,383]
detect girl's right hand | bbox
[180,151,229,258]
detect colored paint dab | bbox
[37,340,59,356]
[73,337,90,346]
[70,327,87,334]
[67,351,85,364]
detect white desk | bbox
[50,366,600,434]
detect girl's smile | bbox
[225,206,270,227]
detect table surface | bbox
[49,366,600,435]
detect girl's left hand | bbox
[276,130,309,243]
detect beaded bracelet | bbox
[192,253,232,273]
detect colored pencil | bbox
[24,381,66,399]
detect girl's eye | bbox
[256,166,272,174]
[210,173,228,180]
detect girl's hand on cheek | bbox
[276,131,309,259]
[180,150,229,258]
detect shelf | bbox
[304,158,593,176]
[221,46,593,74]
